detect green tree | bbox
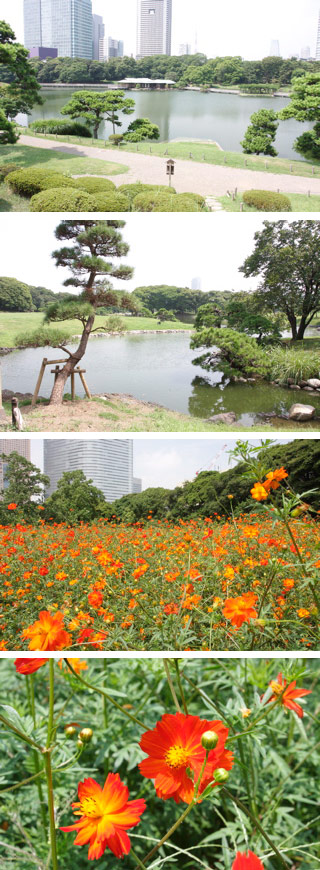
[190,327,270,379]
[0,107,18,143]
[279,73,320,159]
[226,293,282,344]
[241,109,279,156]
[156,308,178,322]
[240,220,320,340]
[0,20,42,125]
[0,452,49,523]
[61,89,135,138]
[123,117,160,142]
[194,303,223,329]
[111,487,171,522]
[44,470,106,523]
[20,220,135,405]
[0,276,34,311]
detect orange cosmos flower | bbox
[232,851,264,869]
[7,503,17,510]
[297,608,310,618]
[60,773,146,860]
[22,611,71,651]
[139,712,233,805]
[15,658,48,674]
[223,592,258,628]
[250,482,269,501]
[265,467,288,487]
[267,672,311,718]
[88,590,103,608]
[58,658,88,674]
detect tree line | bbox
[1,440,319,525]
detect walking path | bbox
[20,134,320,197]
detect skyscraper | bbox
[44,440,135,502]
[107,37,125,59]
[316,10,320,60]
[0,440,31,492]
[191,277,201,291]
[301,46,310,59]
[93,13,105,61]
[24,0,93,59]
[179,44,191,56]
[269,39,280,56]
[137,0,172,58]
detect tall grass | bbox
[267,345,320,384]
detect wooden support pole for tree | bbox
[71,371,75,401]
[79,371,92,400]
[0,365,7,422]
[32,358,48,408]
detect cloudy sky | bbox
[1,0,319,59]
[0,213,279,294]
[26,435,292,490]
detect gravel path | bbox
[20,134,320,197]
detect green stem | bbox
[222,786,287,868]
[130,846,148,869]
[0,713,42,751]
[64,660,147,729]
[138,802,195,868]
[283,516,320,611]
[47,660,55,749]
[44,752,58,870]
[174,660,188,714]
[164,659,182,712]
[102,660,108,729]
[29,676,47,838]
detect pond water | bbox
[22,87,312,161]
[3,333,320,428]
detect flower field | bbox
[0,657,319,869]
[0,511,319,651]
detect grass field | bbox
[0,143,128,175]
[1,510,319,651]
[218,193,320,212]
[0,312,190,348]
[17,129,320,179]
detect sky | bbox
[28,436,292,490]
[1,0,319,59]
[0,213,279,295]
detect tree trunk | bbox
[49,315,95,405]
[296,317,307,341]
[287,311,297,341]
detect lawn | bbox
[18,129,320,179]
[1,509,319,651]
[0,312,190,348]
[218,193,320,212]
[1,657,319,870]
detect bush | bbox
[104,314,128,333]
[133,191,203,212]
[169,193,205,211]
[0,162,20,181]
[109,134,124,146]
[6,168,76,197]
[177,192,206,209]
[191,327,271,379]
[242,189,292,212]
[74,176,116,194]
[30,187,93,212]
[29,119,92,137]
[267,345,320,384]
[118,183,176,203]
[91,192,130,212]
[15,326,73,348]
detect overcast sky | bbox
[27,436,291,490]
[0,214,279,294]
[1,0,319,59]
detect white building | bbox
[137,0,172,58]
[93,13,105,61]
[316,11,320,60]
[44,439,135,502]
[179,43,191,56]
[0,440,31,492]
[24,0,93,59]
[269,39,280,56]
[107,37,124,59]
[301,46,311,59]
[191,277,201,291]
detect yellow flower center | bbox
[270,681,283,696]
[165,744,189,769]
[80,796,103,819]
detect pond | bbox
[2,333,320,428]
[22,87,312,161]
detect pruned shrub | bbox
[109,134,124,146]
[118,182,177,203]
[30,187,93,212]
[92,192,130,212]
[242,189,292,212]
[177,192,206,209]
[6,168,76,197]
[29,119,92,137]
[0,163,20,181]
[74,176,116,194]
[169,193,205,211]
[15,326,73,348]
[132,191,201,212]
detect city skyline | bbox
[1,0,319,60]
[137,0,172,58]
[43,439,139,500]
[24,0,94,59]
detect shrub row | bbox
[243,189,292,211]
[29,119,92,137]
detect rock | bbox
[287,378,295,385]
[238,377,248,383]
[299,380,308,388]
[290,384,300,389]
[307,378,320,388]
[303,386,315,392]
[289,403,315,422]
[246,378,256,383]
[207,412,237,425]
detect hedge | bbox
[242,189,292,212]
[92,192,130,212]
[6,168,76,198]
[29,119,92,137]
[0,163,20,181]
[74,177,116,194]
[30,188,93,212]
[132,191,201,211]
[118,182,177,203]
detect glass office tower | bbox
[137,0,172,58]
[44,440,134,502]
[24,0,93,59]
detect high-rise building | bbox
[44,440,135,502]
[24,0,93,59]
[269,39,280,56]
[179,43,191,56]
[133,477,142,494]
[137,0,172,58]
[93,13,105,61]
[316,11,320,60]
[0,440,31,491]
[301,46,311,59]
[107,37,125,59]
[191,277,201,291]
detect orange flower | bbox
[60,773,146,860]
[15,658,48,674]
[265,467,288,487]
[139,712,233,805]
[22,611,72,651]
[58,658,88,674]
[250,483,269,501]
[223,592,258,628]
[297,608,310,618]
[7,503,17,510]
[88,590,103,608]
[267,672,311,718]
[232,851,264,869]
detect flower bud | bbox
[201,730,219,750]
[77,737,83,748]
[79,727,93,743]
[213,768,229,783]
[64,725,76,738]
